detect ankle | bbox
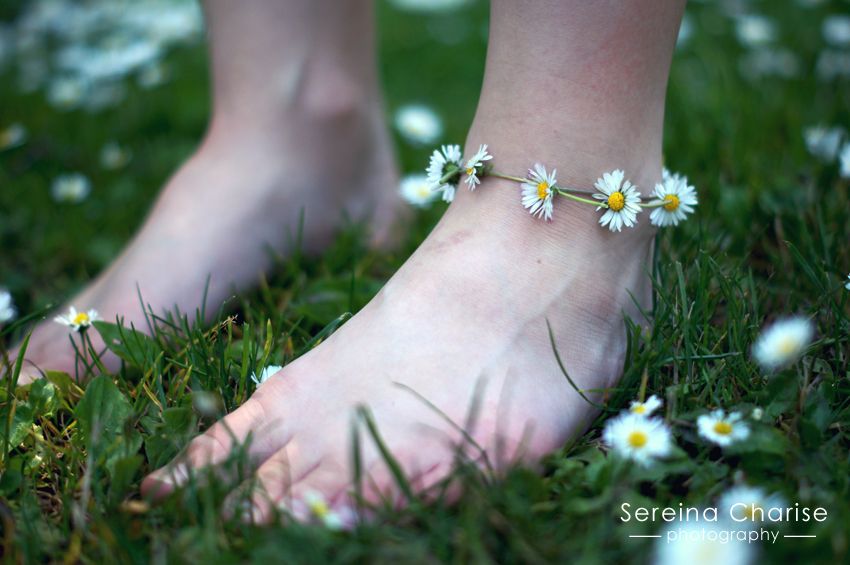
[207,61,379,141]
[449,128,661,248]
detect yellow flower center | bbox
[631,405,646,415]
[777,336,797,355]
[309,500,330,518]
[627,430,648,448]
[608,191,625,211]
[743,503,761,521]
[713,421,733,435]
[537,181,550,200]
[663,194,680,211]
[72,312,90,326]
[466,167,475,175]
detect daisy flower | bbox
[250,364,283,387]
[593,170,642,232]
[734,15,777,47]
[629,394,662,416]
[739,47,800,81]
[520,163,557,221]
[0,289,16,324]
[192,390,221,417]
[291,490,355,530]
[394,104,442,145]
[753,316,814,370]
[54,306,100,332]
[816,50,850,82]
[389,0,470,13]
[100,141,132,170]
[654,522,755,565]
[697,409,750,446]
[839,142,850,178]
[751,407,764,421]
[47,76,86,110]
[845,273,850,291]
[0,123,27,151]
[399,173,439,208]
[51,173,91,203]
[823,15,850,47]
[676,14,693,48]
[463,144,492,190]
[804,125,843,161]
[138,61,169,89]
[719,485,786,527]
[649,172,698,227]
[602,412,672,466]
[426,144,463,203]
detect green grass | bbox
[2,0,850,562]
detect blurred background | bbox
[0,0,848,315]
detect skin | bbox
[12,0,401,382]
[137,0,686,522]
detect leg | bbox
[15,0,400,381]
[144,0,684,518]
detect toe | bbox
[257,455,354,528]
[142,395,286,499]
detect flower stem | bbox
[554,185,597,196]
[554,189,602,207]
[488,171,596,196]
[438,166,461,185]
[488,171,527,184]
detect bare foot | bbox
[12,83,401,383]
[142,137,657,522]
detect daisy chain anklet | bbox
[424,144,698,232]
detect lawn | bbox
[1,0,850,563]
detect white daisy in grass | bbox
[100,141,132,170]
[817,50,850,81]
[753,316,814,370]
[734,15,777,47]
[51,173,91,203]
[463,144,492,190]
[400,174,439,208]
[0,289,16,324]
[629,395,662,416]
[719,485,786,527]
[54,306,100,332]
[520,163,557,221]
[389,0,470,13]
[192,391,221,417]
[0,123,27,150]
[293,490,355,530]
[47,76,86,110]
[592,169,642,232]
[138,61,169,89]
[650,172,697,227]
[697,409,750,446]
[804,125,843,161]
[846,274,850,290]
[426,144,463,203]
[839,143,850,178]
[823,15,850,47]
[603,412,672,466]
[654,522,755,565]
[676,14,693,48]
[394,104,442,146]
[250,364,283,387]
